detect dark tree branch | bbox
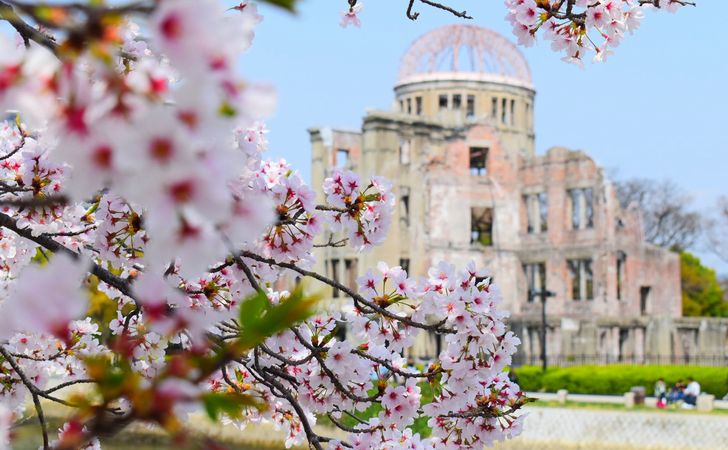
[248,349,327,450]
[0,130,26,161]
[405,0,471,20]
[313,235,349,248]
[418,0,471,19]
[289,327,379,403]
[352,348,443,379]
[44,378,96,395]
[406,0,419,20]
[0,195,69,208]
[638,0,696,6]
[0,211,134,299]
[0,1,58,51]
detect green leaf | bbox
[259,0,299,12]
[237,286,317,349]
[218,101,237,118]
[201,392,261,421]
[85,356,137,402]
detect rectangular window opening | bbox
[406,98,412,115]
[568,260,580,301]
[584,188,594,228]
[491,97,497,118]
[569,188,595,230]
[439,94,449,110]
[525,192,548,234]
[538,192,548,232]
[336,149,349,168]
[452,94,462,109]
[568,258,594,301]
[399,258,410,274]
[466,95,475,118]
[640,286,650,315]
[401,194,410,225]
[617,251,626,301]
[510,99,516,125]
[415,96,423,115]
[524,195,534,234]
[501,98,507,124]
[470,207,494,246]
[469,147,488,176]
[585,260,593,300]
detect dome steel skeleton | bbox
[397,24,533,89]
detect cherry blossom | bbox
[504,0,692,64]
[341,2,364,28]
[323,169,394,250]
[0,253,88,342]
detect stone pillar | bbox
[557,389,568,405]
[624,392,635,409]
[644,317,673,364]
[697,394,715,412]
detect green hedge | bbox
[513,365,728,398]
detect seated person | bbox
[683,377,701,407]
[667,380,685,404]
[654,378,667,407]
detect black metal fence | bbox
[512,353,728,367]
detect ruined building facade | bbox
[309,25,727,366]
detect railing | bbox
[512,353,728,367]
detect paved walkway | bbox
[499,406,728,450]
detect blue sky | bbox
[241,1,728,275]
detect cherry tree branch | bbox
[289,327,380,403]
[549,0,696,23]
[0,129,26,161]
[405,0,471,20]
[313,235,349,248]
[248,349,328,450]
[0,346,50,449]
[0,195,69,208]
[638,0,696,6]
[327,412,379,435]
[0,211,134,298]
[239,250,454,334]
[352,348,443,379]
[43,378,96,395]
[0,1,58,51]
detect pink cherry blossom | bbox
[0,253,88,341]
[504,0,689,64]
[341,3,364,28]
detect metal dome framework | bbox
[397,25,533,89]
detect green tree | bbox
[680,252,728,317]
